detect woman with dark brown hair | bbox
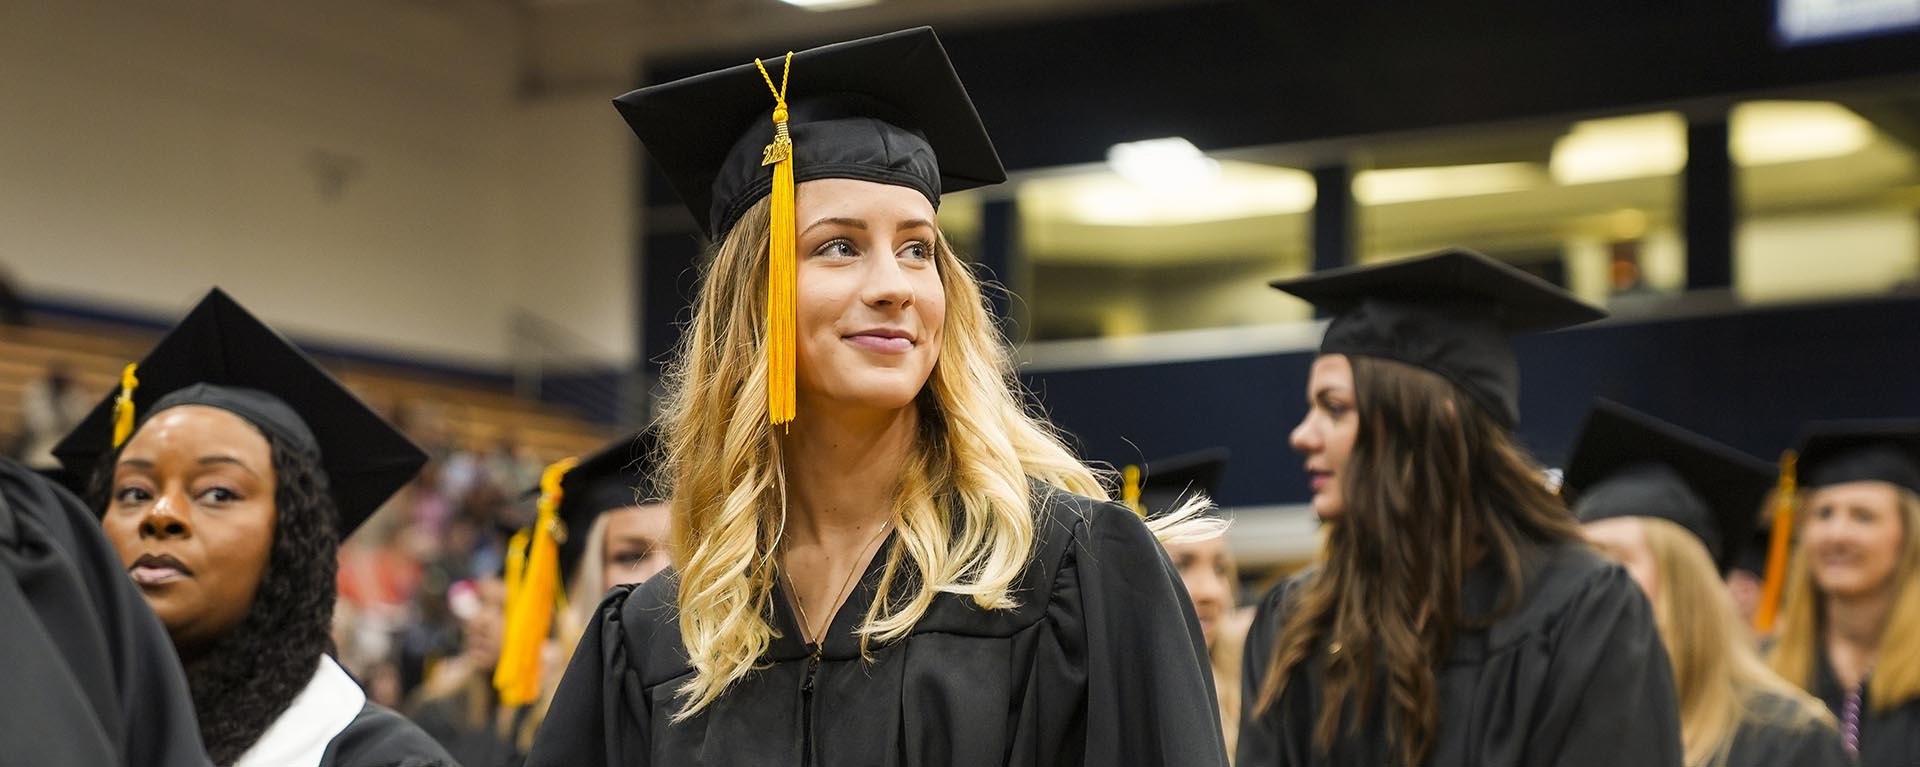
[1237,249,1683,767]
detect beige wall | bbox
[0,1,636,365]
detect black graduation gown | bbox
[408,688,527,767]
[0,457,212,767]
[526,485,1228,766]
[1721,690,1848,767]
[1237,540,1683,767]
[321,701,464,767]
[1811,654,1920,766]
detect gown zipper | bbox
[801,646,821,767]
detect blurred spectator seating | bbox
[1,316,613,465]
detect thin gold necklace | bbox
[781,520,893,655]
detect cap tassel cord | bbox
[756,52,798,427]
[758,54,797,426]
[494,456,578,706]
[111,363,140,448]
[1122,464,1144,517]
[1755,450,1798,634]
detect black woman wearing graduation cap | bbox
[51,289,455,767]
[526,27,1225,767]
[1763,421,1920,765]
[1240,249,1682,767]
[1568,401,1845,767]
[1126,449,1244,759]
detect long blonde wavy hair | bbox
[659,195,1160,718]
[1768,485,1920,712]
[1637,518,1833,767]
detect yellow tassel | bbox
[756,52,798,427]
[1122,464,1144,517]
[1754,450,1798,635]
[111,363,140,448]
[493,456,577,706]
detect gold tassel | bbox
[1754,450,1798,635]
[756,52,798,427]
[1122,464,1144,517]
[111,363,140,448]
[493,456,578,706]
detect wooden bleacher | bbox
[1,317,613,464]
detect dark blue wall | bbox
[1027,295,1920,508]
[634,3,1920,377]
[630,6,1920,464]
[643,2,1920,190]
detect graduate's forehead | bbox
[795,179,937,231]
[118,405,271,466]
[1307,355,1354,392]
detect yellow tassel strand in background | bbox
[756,52,798,426]
[1122,464,1144,517]
[494,456,578,706]
[111,363,140,448]
[1754,450,1798,635]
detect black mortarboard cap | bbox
[1564,400,1773,574]
[1736,525,1774,576]
[1138,448,1229,517]
[1793,420,1920,495]
[614,26,1005,239]
[1269,248,1606,427]
[51,289,427,536]
[542,428,662,586]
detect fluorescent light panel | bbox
[1353,162,1546,205]
[779,0,880,9]
[1106,137,1220,189]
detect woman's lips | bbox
[1309,471,1331,492]
[844,334,913,353]
[130,553,191,585]
[132,566,186,585]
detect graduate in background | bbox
[1764,421,1920,765]
[52,289,454,767]
[409,429,667,767]
[527,27,1226,767]
[1130,448,1244,761]
[0,455,212,767]
[550,428,670,632]
[1242,249,1681,767]
[405,574,514,767]
[1567,400,1845,767]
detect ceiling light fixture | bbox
[778,0,881,10]
[1352,162,1546,205]
[1021,162,1314,226]
[1732,101,1875,166]
[1550,112,1688,185]
[1106,137,1221,189]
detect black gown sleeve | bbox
[1524,566,1683,767]
[1235,579,1294,767]
[1726,715,1849,767]
[319,702,462,767]
[1061,501,1229,766]
[525,583,645,767]
[0,457,212,767]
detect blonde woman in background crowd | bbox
[1568,401,1845,767]
[1766,422,1920,765]
[1133,449,1246,761]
